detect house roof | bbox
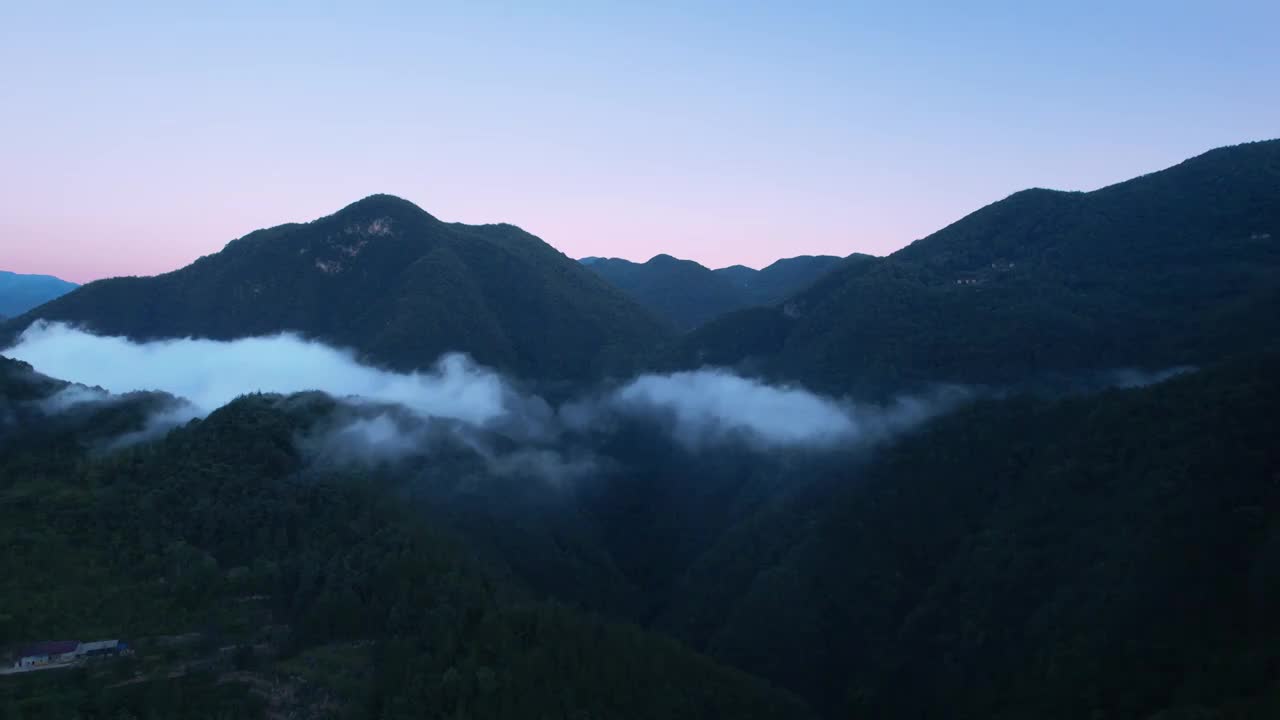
[21,640,79,657]
[78,640,119,652]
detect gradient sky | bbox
[2,1,1277,283]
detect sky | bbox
[1,1,1277,283]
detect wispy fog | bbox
[1106,366,1196,389]
[9,321,512,424]
[39,384,117,413]
[610,371,857,447]
[7,322,975,476]
[573,370,971,450]
[106,402,203,449]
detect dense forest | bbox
[658,355,1280,718]
[668,140,1280,396]
[3,140,1279,718]
[0,356,809,719]
[0,196,666,383]
[6,351,1278,718]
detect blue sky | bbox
[2,0,1276,281]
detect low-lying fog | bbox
[6,322,974,471]
[5,321,1192,480]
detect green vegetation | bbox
[8,352,1279,718]
[3,140,1280,718]
[657,355,1280,718]
[0,196,667,382]
[670,140,1280,396]
[0,357,809,720]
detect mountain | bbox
[669,140,1280,395]
[582,254,748,331]
[4,140,1280,720]
[713,254,852,306]
[0,354,811,719]
[655,354,1280,719]
[7,348,1279,719]
[0,196,668,382]
[0,270,78,317]
[581,253,849,331]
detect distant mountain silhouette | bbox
[0,195,668,381]
[714,255,856,306]
[581,255,747,331]
[581,253,849,331]
[0,270,78,317]
[669,139,1280,395]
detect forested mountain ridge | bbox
[714,254,854,306]
[657,354,1280,719]
[8,349,1279,718]
[0,354,811,720]
[668,139,1280,395]
[0,196,669,382]
[0,270,78,317]
[581,253,849,331]
[581,254,748,331]
[2,139,1279,720]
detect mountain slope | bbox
[658,355,1280,719]
[583,254,747,331]
[669,140,1280,395]
[0,270,78,317]
[583,253,849,331]
[0,355,812,719]
[0,196,668,382]
[713,254,850,306]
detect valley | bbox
[2,140,1279,719]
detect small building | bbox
[77,639,126,657]
[11,639,129,670]
[17,641,79,668]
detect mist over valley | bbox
[1,34,1277,716]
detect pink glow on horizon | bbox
[1,131,1274,285]
[2,201,919,284]
[0,182,1007,284]
[0,150,1244,285]
[1,3,1277,284]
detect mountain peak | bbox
[331,194,440,224]
[2,201,668,381]
[646,253,697,267]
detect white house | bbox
[12,639,128,670]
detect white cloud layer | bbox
[8,321,512,425]
[595,369,970,449]
[5,323,976,466]
[610,370,857,447]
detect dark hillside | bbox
[671,140,1280,395]
[1,196,668,382]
